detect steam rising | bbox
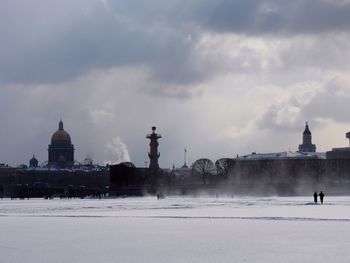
[104,137,131,165]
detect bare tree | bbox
[192,158,215,185]
[215,158,234,177]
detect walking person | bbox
[313,191,318,204]
[319,191,325,204]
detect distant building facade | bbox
[48,120,74,168]
[237,151,325,160]
[326,131,350,159]
[299,122,316,152]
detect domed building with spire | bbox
[48,120,74,168]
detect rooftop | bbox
[237,151,325,160]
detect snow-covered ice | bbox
[1,196,350,263]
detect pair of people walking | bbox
[313,191,325,204]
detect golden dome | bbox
[51,120,71,144]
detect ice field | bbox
[1,196,350,263]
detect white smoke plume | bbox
[104,137,131,165]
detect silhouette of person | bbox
[319,191,325,204]
[313,192,318,204]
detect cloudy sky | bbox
[1,0,350,167]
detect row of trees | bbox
[116,159,233,185]
[191,158,233,184]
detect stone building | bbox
[48,120,74,168]
[298,122,316,152]
[326,131,350,159]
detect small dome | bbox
[51,120,71,144]
[29,155,38,167]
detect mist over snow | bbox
[1,0,350,167]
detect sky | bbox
[1,0,350,168]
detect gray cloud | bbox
[202,0,350,34]
[301,78,350,123]
[1,0,350,167]
[0,0,202,86]
[2,0,350,87]
[257,78,350,133]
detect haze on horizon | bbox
[1,0,350,168]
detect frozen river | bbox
[1,196,350,263]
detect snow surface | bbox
[1,196,350,263]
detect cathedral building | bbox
[48,120,74,168]
[298,122,316,153]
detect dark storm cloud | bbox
[0,0,200,86]
[1,0,350,86]
[107,0,350,34]
[202,0,350,34]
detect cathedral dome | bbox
[51,120,71,145]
